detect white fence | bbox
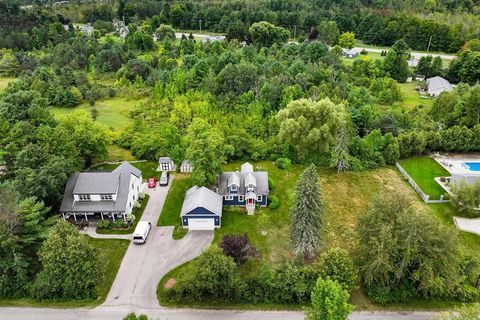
[396,162,450,204]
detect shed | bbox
[158,157,176,171]
[427,76,453,97]
[181,186,222,230]
[180,160,194,173]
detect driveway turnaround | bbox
[103,179,214,309]
[454,216,480,236]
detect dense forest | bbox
[1,0,480,310]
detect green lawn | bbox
[158,162,480,310]
[398,156,450,200]
[0,77,15,92]
[97,194,150,235]
[99,144,136,162]
[0,237,129,308]
[341,52,384,66]
[399,81,433,109]
[50,97,145,132]
[158,174,192,239]
[88,161,158,181]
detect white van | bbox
[132,221,152,244]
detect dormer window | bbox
[79,194,91,201]
[247,184,254,191]
[101,194,113,201]
[230,184,238,192]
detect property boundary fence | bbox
[395,162,450,204]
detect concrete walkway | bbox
[80,227,131,240]
[454,216,480,236]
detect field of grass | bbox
[0,237,129,308]
[97,194,150,235]
[341,51,384,66]
[50,97,145,132]
[398,156,450,199]
[99,144,136,162]
[0,77,15,92]
[158,173,192,239]
[89,161,158,181]
[399,81,433,109]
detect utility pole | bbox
[293,24,297,43]
[199,19,202,32]
[426,35,433,52]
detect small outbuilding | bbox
[342,48,361,58]
[158,157,176,171]
[427,76,453,97]
[180,160,194,173]
[181,186,222,230]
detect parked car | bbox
[147,177,156,188]
[159,171,170,186]
[132,221,151,244]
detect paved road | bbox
[454,216,480,235]
[355,46,457,61]
[0,307,436,320]
[103,178,214,309]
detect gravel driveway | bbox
[103,179,214,309]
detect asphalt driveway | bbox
[103,179,214,309]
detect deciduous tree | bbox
[304,277,353,320]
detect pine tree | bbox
[290,164,323,257]
[330,122,349,172]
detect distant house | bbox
[216,162,269,214]
[408,57,419,68]
[60,162,142,222]
[203,35,226,43]
[158,157,176,171]
[78,24,94,35]
[181,186,222,230]
[427,76,453,97]
[342,48,361,58]
[180,160,194,173]
[113,20,129,38]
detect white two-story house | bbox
[60,162,142,222]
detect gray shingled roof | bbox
[72,173,119,194]
[427,76,452,95]
[180,186,223,216]
[217,171,269,196]
[60,161,142,213]
[159,157,174,164]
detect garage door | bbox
[188,218,215,230]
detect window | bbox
[131,183,134,189]
[257,195,262,202]
[101,194,113,201]
[224,195,233,201]
[230,184,237,192]
[239,195,244,202]
[79,194,91,201]
[247,184,254,191]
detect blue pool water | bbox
[465,162,480,171]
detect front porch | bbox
[62,211,127,223]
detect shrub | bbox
[268,176,276,190]
[275,157,292,169]
[316,247,358,293]
[269,195,280,209]
[113,220,127,228]
[219,234,260,265]
[96,220,111,229]
[134,201,141,208]
[305,277,353,320]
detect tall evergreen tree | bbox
[290,164,323,257]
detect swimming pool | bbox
[464,162,480,171]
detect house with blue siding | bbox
[216,162,269,214]
[181,186,223,230]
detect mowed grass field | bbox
[0,237,129,308]
[51,97,145,132]
[158,162,475,310]
[398,156,450,199]
[399,81,433,109]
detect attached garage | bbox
[181,186,223,230]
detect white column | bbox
[84,213,88,222]
[101,212,104,220]
[74,212,77,221]
[112,213,115,222]
[123,212,126,222]
[62,212,65,221]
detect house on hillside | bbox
[215,162,269,215]
[158,157,176,171]
[78,24,94,35]
[180,160,194,173]
[181,186,222,230]
[426,76,453,97]
[342,48,361,58]
[60,162,142,222]
[113,20,129,38]
[203,35,226,43]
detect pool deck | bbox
[433,154,480,176]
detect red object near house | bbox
[148,178,156,188]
